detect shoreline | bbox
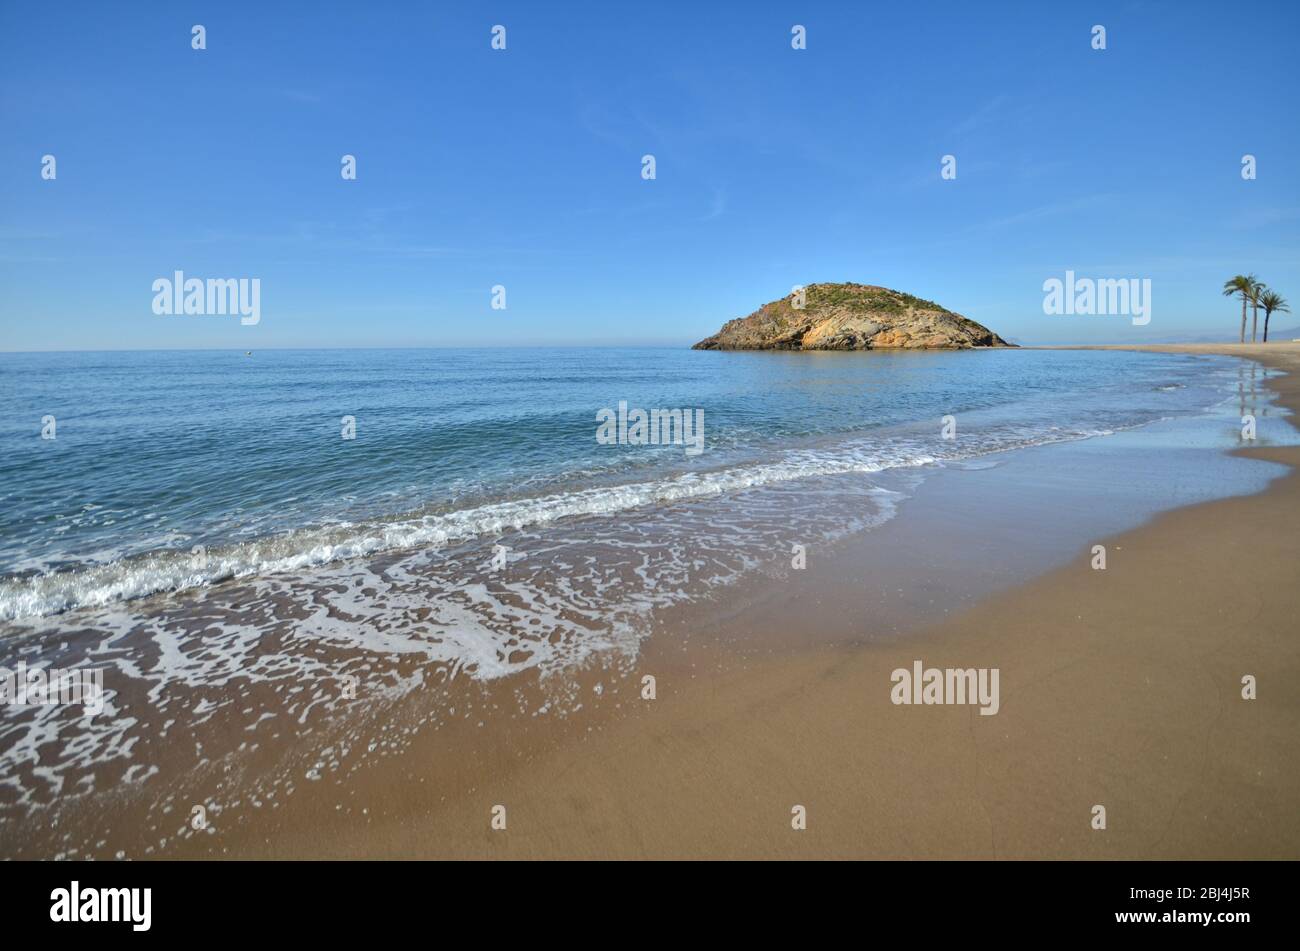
[5,344,1297,859]
[186,344,1300,858]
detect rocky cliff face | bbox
[692,283,1013,351]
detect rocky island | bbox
[692,283,1013,350]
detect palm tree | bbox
[1223,274,1258,343]
[1250,280,1265,342]
[1260,290,1290,343]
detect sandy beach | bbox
[111,343,1292,860]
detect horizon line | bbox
[1,337,1279,356]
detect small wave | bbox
[0,424,1123,621]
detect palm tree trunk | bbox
[1264,313,1270,342]
[1240,296,1247,342]
[1251,301,1259,342]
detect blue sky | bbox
[2,0,1298,350]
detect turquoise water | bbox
[0,346,1267,619]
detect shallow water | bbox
[0,347,1262,617]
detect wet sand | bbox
[140,342,1299,860]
